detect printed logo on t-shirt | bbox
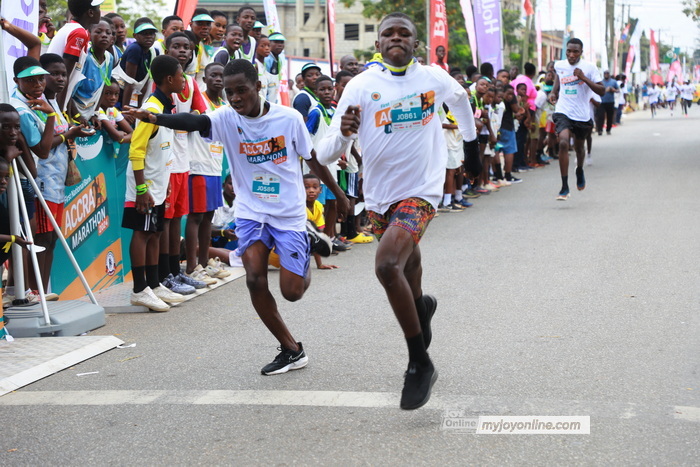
[240,136,287,165]
[373,91,436,134]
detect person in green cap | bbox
[265,32,286,104]
[187,8,215,89]
[115,18,159,111]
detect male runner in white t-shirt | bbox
[549,38,604,200]
[316,13,478,410]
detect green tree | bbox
[341,0,474,69]
[682,0,700,22]
[47,0,168,34]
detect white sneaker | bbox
[207,257,232,278]
[496,179,511,187]
[585,155,593,166]
[152,285,185,304]
[190,266,217,285]
[131,286,170,312]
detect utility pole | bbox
[606,0,614,71]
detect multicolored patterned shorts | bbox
[368,197,435,244]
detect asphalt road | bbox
[2,108,699,465]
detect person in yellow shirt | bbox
[304,174,338,269]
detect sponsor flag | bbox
[429,0,449,66]
[175,0,198,28]
[459,0,478,66]
[472,0,503,69]
[523,0,534,17]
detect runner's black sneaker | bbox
[576,167,586,191]
[416,294,438,350]
[261,342,309,375]
[306,221,332,257]
[556,187,570,201]
[400,359,438,410]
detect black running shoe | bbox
[576,167,586,191]
[306,221,332,257]
[400,359,438,410]
[261,342,309,375]
[417,294,438,350]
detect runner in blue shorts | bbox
[127,59,349,376]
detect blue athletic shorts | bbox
[234,218,310,277]
[317,184,336,205]
[498,129,518,155]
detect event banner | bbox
[459,0,478,66]
[429,0,449,66]
[1,0,39,91]
[472,0,502,70]
[327,0,337,75]
[649,30,663,85]
[52,135,129,299]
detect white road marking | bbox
[0,390,698,423]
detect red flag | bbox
[429,0,449,68]
[649,30,663,85]
[175,0,197,28]
[327,0,336,76]
[523,0,535,16]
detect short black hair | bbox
[100,16,113,28]
[165,31,190,49]
[204,61,224,75]
[334,70,353,83]
[303,173,320,182]
[524,62,536,76]
[516,83,527,90]
[0,103,19,114]
[151,55,181,86]
[0,157,10,170]
[226,24,243,34]
[223,58,257,84]
[237,5,256,17]
[133,17,155,31]
[104,12,122,21]
[496,68,509,75]
[40,53,65,69]
[162,15,183,29]
[503,84,514,92]
[315,75,332,87]
[567,38,583,48]
[378,13,416,36]
[465,65,478,78]
[183,30,197,44]
[210,10,227,19]
[480,62,494,76]
[68,0,96,19]
[13,56,41,77]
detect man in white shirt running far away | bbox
[549,38,604,201]
[316,12,478,410]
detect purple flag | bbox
[472,0,503,70]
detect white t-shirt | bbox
[681,84,695,100]
[315,62,477,214]
[590,92,601,120]
[171,75,199,174]
[190,94,227,176]
[554,59,601,122]
[648,87,660,104]
[666,85,678,100]
[205,103,313,231]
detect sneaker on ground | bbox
[464,190,481,199]
[306,220,332,257]
[585,155,593,166]
[207,257,232,277]
[130,286,170,312]
[153,285,185,304]
[347,233,373,244]
[201,262,230,279]
[164,274,195,295]
[495,179,511,187]
[447,202,465,211]
[332,237,350,252]
[189,267,217,286]
[437,203,452,213]
[576,167,586,191]
[474,187,490,194]
[176,272,207,289]
[456,199,473,208]
[261,342,309,375]
[557,187,570,201]
[417,294,438,349]
[400,359,438,410]
[506,175,522,184]
[484,183,500,192]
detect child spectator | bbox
[498,84,524,184]
[104,13,127,64]
[304,174,338,269]
[126,59,348,374]
[0,157,33,268]
[235,6,258,63]
[185,62,231,281]
[264,32,286,104]
[154,15,184,54]
[210,173,237,252]
[293,63,321,121]
[115,18,159,110]
[98,81,132,144]
[186,9,215,88]
[69,18,114,127]
[213,24,244,66]
[46,0,103,109]
[254,35,271,102]
[122,55,187,312]
[38,0,55,54]
[209,11,228,48]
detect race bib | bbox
[251,173,280,203]
[209,142,224,161]
[390,96,422,131]
[564,88,578,95]
[175,130,188,141]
